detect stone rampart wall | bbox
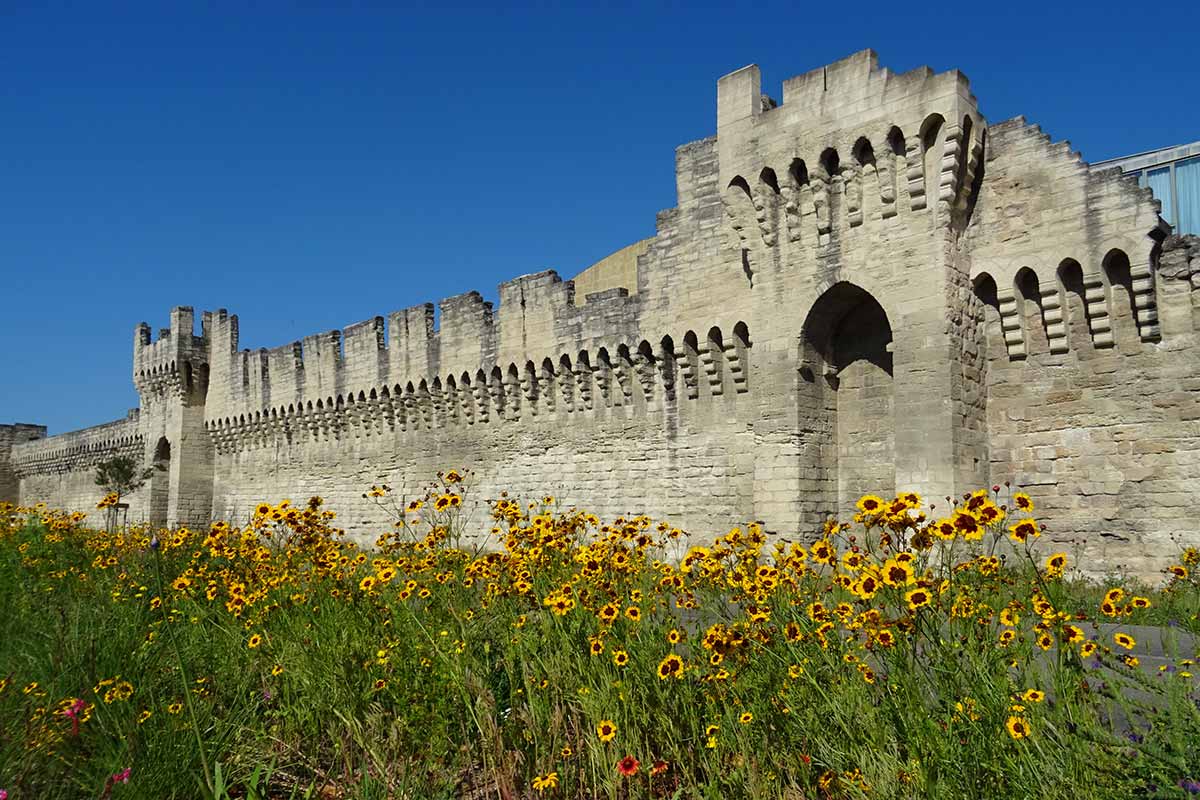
[12,413,147,519]
[7,50,1200,580]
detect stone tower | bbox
[132,306,214,527]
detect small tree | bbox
[95,455,155,505]
[95,456,156,532]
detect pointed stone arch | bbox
[149,436,170,528]
[798,282,895,519]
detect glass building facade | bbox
[1095,140,1200,236]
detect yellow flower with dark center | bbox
[531,772,559,793]
[999,608,1020,626]
[589,638,604,657]
[900,491,922,509]
[931,519,957,540]
[856,495,885,515]
[1130,596,1151,610]
[1080,640,1098,657]
[1021,689,1045,703]
[167,702,183,715]
[247,633,263,649]
[359,576,376,592]
[1036,633,1053,651]
[1104,587,1126,605]
[998,629,1016,645]
[854,573,880,599]
[667,628,683,644]
[881,559,915,588]
[1044,553,1067,573]
[613,650,629,667]
[1012,492,1034,512]
[810,540,836,565]
[1113,632,1136,650]
[137,709,152,724]
[739,711,753,724]
[953,511,983,540]
[1061,625,1084,644]
[976,503,1004,525]
[271,664,284,676]
[255,503,271,516]
[657,653,684,680]
[1008,519,1040,543]
[596,719,617,742]
[625,605,641,622]
[905,587,932,611]
[1005,715,1031,739]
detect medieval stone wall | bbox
[964,120,1199,579]
[7,50,1199,580]
[10,414,144,516]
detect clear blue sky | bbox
[3,1,1198,435]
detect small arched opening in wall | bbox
[732,321,751,392]
[851,137,876,220]
[920,114,945,205]
[1057,259,1089,349]
[799,282,894,521]
[1102,248,1137,331]
[725,176,757,286]
[758,167,780,195]
[789,158,809,189]
[972,272,1004,360]
[819,147,840,178]
[149,436,171,529]
[1015,267,1047,352]
[884,126,907,210]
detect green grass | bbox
[1,487,1199,800]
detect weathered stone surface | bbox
[4,51,1198,581]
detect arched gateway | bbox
[798,283,895,523]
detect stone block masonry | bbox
[6,50,1199,581]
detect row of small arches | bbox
[972,247,1158,359]
[205,324,753,451]
[12,435,145,477]
[725,112,979,250]
[135,359,209,399]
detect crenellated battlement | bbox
[133,306,211,405]
[9,412,142,479]
[966,118,1178,360]
[717,50,988,277]
[202,266,662,425]
[203,319,752,455]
